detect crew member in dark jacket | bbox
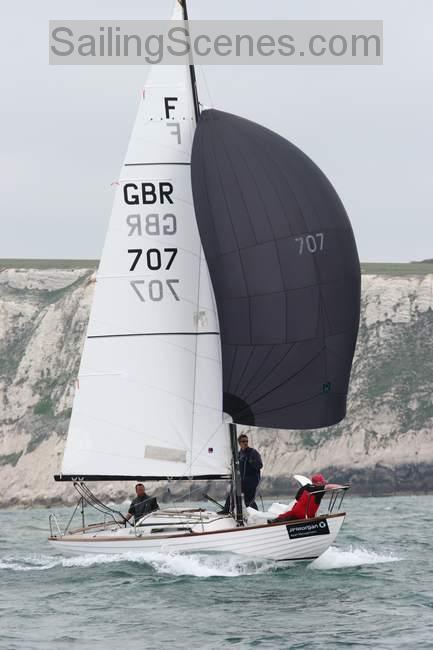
[125,483,159,523]
[218,434,263,514]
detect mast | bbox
[178,0,201,123]
[176,3,241,521]
[229,423,244,525]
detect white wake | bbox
[0,551,276,577]
[1,545,402,576]
[310,545,402,570]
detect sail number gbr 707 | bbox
[128,246,179,303]
[125,183,180,303]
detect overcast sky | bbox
[0,0,432,262]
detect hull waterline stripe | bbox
[276,556,319,562]
[124,162,191,166]
[87,332,220,339]
[48,513,345,538]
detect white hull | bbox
[49,511,345,563]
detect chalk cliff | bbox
[1,266,432,506]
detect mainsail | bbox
[191,109,361,430]
[60,34,231,479]
[59,0,360,486]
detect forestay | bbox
[61,25,230,479]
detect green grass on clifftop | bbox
[2,259,433,275]
[361,262,433,275]
[0,259,99,269]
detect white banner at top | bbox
[49,20,383,66]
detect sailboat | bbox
[48,0,360,562]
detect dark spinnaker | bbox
[191,109,361,429]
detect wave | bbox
[310,545,402,570]
[147,552,276,577]
[2,545,401,576]
[0,551,276,578]
[0,556,59,572]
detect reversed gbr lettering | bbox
[295,232,325,255]
[123,182,173,205]
[130,279,180,302]
[128,248,177,272]
[126,213,177,236]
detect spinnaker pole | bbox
[178,0,201,123]
[229,423,244,525]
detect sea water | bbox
[1,495,433,649]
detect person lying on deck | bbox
[124,483,159,523]
[268,474,327,523]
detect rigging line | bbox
[75,391,193,443]
[235,126,295,239]
[229,124,296,355]
[323,302,330,426]
[180,0,201,123]
[242,343,297,403]
[188,419,231,470]
[226,120,278,242]
[237,346,326,413]
[252,390,339,416]
[117,333,221,363]
[222,325,356,347]
[197,65,215,109]
[190,248,204,476]
[238,121,309,234]
[76,356,225,415]
[222,129,296,352]
[311,295,329,423]
[76,483,124,519]
[208,125,253,342]
[309,222,334,433]
[195,127,218,251]
[207,125,243,252]
[165,406,191,452]
[87,332,220,339]
[217,277,353,302]
[125,133,191,157]
[259,130,318,233]
[234,344,274,398]
[186,19,205,477]
[319,286,335,336]
[70,401,190,447]
[226,345,238,394]
[231,345,256,397]
[312,285,324,344]
[123,372,225,414]
[124,162,191,166]
[218,123,259,246]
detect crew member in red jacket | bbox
[269,474,327,523]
